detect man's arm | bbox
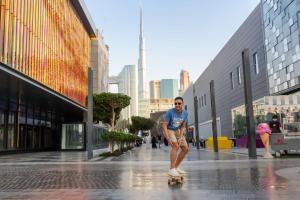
[179,121,186,139]
[162,121,172,145]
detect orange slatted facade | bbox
[0,0,90,107]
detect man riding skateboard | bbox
[162,97,189,177]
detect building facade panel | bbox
[0,0,96,153]
[262,0,300,94]
[0,0,91,107]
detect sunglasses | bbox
[175,102,182,105]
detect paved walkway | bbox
[0,145,300,199]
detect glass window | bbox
[7,112,16,149]
[237,66,241,85]
[0,111,5,150]
[253,53,259,74]
[201,96,204,107]
[61,124,84,150]
[204,94,207,106]
[230,72,234,89]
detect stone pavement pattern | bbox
[0,145,300,199]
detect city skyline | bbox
[84,0,260,82]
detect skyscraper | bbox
[180,70,190,92]
[138,8,148,100]
[138,8,150,118]
[150,80,161,99]
[160,79,179,99]
[118,65,139,120]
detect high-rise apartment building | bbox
[150,80,161,99]
[180,70,190,92]
[160,79,179,99]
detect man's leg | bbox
[175,144,189,168]
[170,143,179,169]
[168,130,179,169]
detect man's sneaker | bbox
[176,168,186,174]
[263,153,273,159]
[168,168,180,177]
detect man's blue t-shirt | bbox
[164,108,188,131]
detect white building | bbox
[150,80,161,99]
[109,65,139,121]
[90,29,109,93]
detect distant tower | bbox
[180,70,190,92]
[138,7,148,99]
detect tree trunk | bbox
[111,107,115,131]
[109,141,115,153]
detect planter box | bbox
[206,136,233,149]
[236,135,264,148]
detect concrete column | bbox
[193,84,200,149]
[210,80,218,152]
[87,67,93,159]
[242,49,257,159]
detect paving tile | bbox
[0,145,300,199]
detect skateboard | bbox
[168,174,184,185]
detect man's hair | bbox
[174,96,184,102]
[272,114,278,119]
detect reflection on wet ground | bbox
[0,144,300,199]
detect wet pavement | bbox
[0,145,300,199]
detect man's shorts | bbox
[168,130,187,147]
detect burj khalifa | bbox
[138,8,148,100]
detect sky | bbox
[84,0,261,83]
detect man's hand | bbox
[167,138,173,146]
[178,137,184,146]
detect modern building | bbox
[138,99,150,118]
[137,8,150,118]
[149,80,161,99]
[149,99,174,113]
[0,0,97,152]
[118,65,139,120]
[138,8,148,100]
[184,1,300,140]
[179,70,190,95]
[183,4,269,139]
[91,30,109,93]
[160,79,179,99]
[262,0,300,95]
